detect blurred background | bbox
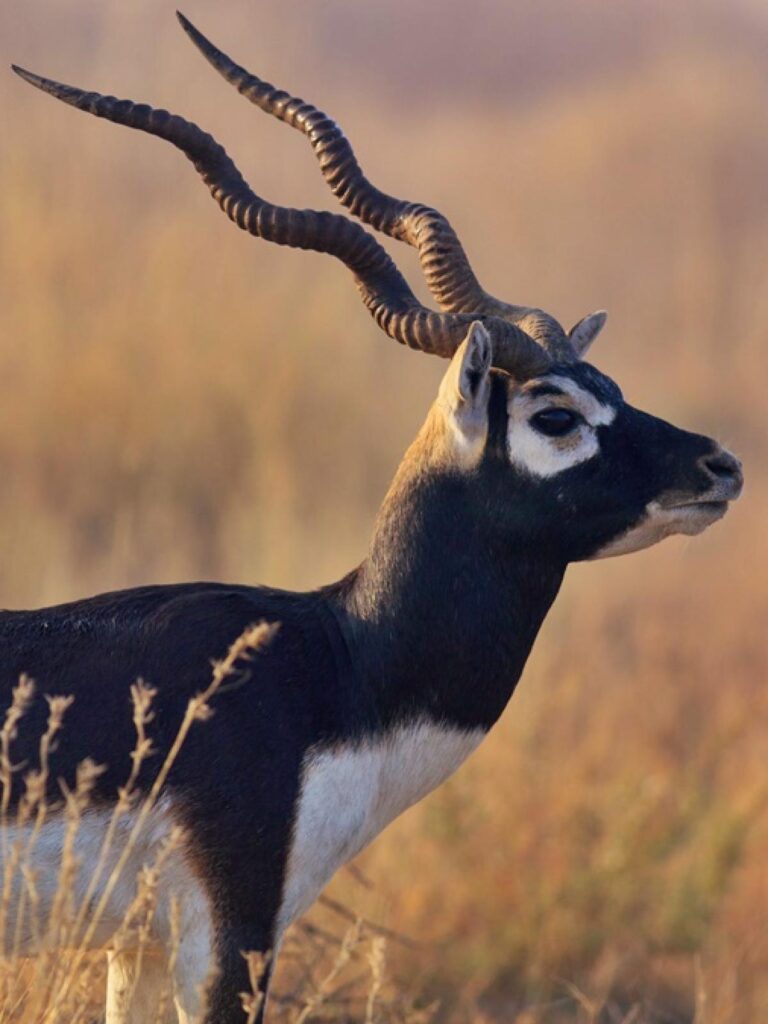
[2,1,767,1020]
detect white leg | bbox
[171,901,217,1024]
[106,946,176,1024]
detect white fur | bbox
[438,326,492,468]
[507,375,616,479]
[172,889,216,1024]
[276,722,485,934]
[2,802,214,1024]
[540,377,617,428]
[104,884,213,1024]
[7,726,486,1019]
[590,498,727,559]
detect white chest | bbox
[276,721,485,933]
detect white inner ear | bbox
[437,324,492,467]
[569,310,607,358]
[506,376,616,479]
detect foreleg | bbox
[106,946,176,1024]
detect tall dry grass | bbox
[1,1,767,1020]
[0,628,437,1024]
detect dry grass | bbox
[0,626,276,1023]
[0,632,435,1024]
[1,0,767,1020]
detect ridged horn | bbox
[11,65,552,379]
[176,12,573,361]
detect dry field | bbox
[1,1,767,1020]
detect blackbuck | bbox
[9,14,743,1024]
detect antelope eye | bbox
[530,407,582,437]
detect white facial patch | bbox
[506,375,616,478]
[591,498,728,559]
[276,721,485,935]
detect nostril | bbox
[703,450,741,480]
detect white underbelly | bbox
[0,800,206,954]
[276,720,485,934]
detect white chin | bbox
[674,501,729,535]
[590,500,728,560]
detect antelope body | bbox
[7,15,743,1024]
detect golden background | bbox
[2,1,767,1020]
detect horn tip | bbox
[10,65,83,109]
[176,10,206,48]
[11,64,37,84]
[11,65,55,95]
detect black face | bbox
[480,362,743,564]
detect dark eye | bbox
[530,407,582,437]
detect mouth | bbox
[589,494,733,559]
[669,500,729,515]
[660,498,731,535]
[662,474,743,516]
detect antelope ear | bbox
[568,310,607,358]
[438,321,493,460]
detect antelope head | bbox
[12,14,743,564]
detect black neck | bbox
[325,456,566,733]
